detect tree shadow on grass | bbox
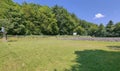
[68,50,120,71]
[107,46,120,50]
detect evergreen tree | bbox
[96,24,106,37]
[113,22,120,37]
[106,20,114,37]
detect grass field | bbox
[0,36,120,71]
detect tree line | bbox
[0,0,120,37]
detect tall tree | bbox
[96,24,106,37]
[52,5,76,35]
[106,20,114,37]
[38,6,59,35]
[0,0,14,18]
[5,4,26,35]
[87,24,98,36]
[113,22,120,37]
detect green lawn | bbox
[0,36,120,71]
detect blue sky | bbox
[13,0,120,25]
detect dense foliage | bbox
[0,0,120,37]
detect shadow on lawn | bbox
[65,50,120,71]
[107,46,120,50]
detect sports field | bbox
[0,36,120,71]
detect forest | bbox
[0,0,120,37]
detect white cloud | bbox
[94,13,105,19]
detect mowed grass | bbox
[0,36,120,71]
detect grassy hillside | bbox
[0,36,120,71]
